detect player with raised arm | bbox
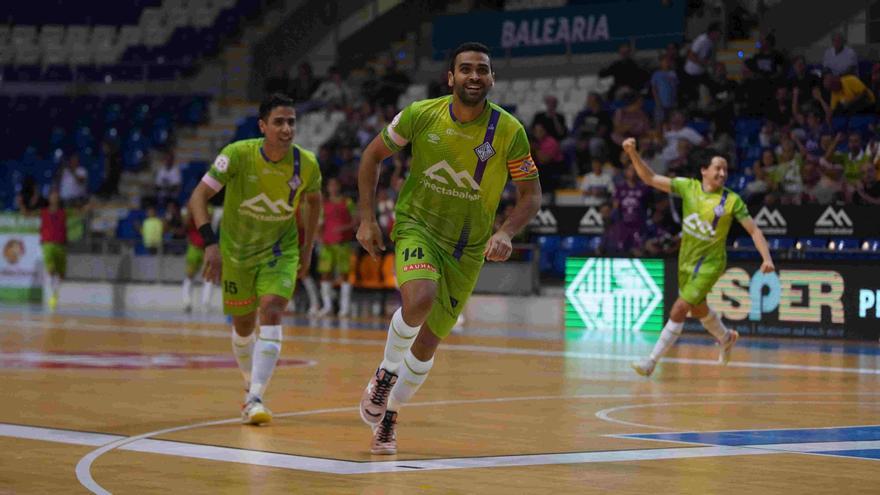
[622,137,775,377]
[356,42,542,454]
[187,93,322,424]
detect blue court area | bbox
[622,426,880,462]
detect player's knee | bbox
[258,298,286,324]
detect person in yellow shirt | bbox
[139,205,164,254]
[822,72,875,115]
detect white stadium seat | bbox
[554,76,575,91]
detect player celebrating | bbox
[316,177,358,317]
[622,137,775,377]
[187,93,321,424]
[356,42,541,454]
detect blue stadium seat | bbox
[831,116,848,133]
[797,237,829,260]
[536,235,560,275]
[767,237,795,252]
[848,115,877,133]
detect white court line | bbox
[9,316,880,376]
[596,401,880,431]
[70,392,880,493]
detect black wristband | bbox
[198,223,218,246]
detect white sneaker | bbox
[718,330,739,365]
[316,306,333,317]
[338,306,350,318]
[631,358,656,377]
[307,305,321,317]
[241,399,272,425]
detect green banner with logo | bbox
[564,257,665,332]
[0,213,42,302]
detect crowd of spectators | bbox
[522,25,879,257]
[10,26,880,263]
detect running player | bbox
[40,189,66,312]
[622,137,775,377]
[356,42,542,454]
[316,177,358,317]
[181,207,214,313]
[187,93,322,425]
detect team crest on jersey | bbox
[288,175,302,191]
[213,155,229,173]
[474,142,496,162]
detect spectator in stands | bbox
[736,64,775,117]
[580,156,615,206]
[836,131,873,190]
[290,62,318,103]
[770,136,804,204]
[532,122,566,192]
[139,205,164,255]
[742,161,771,207]
[682,22,722,105]
[706,61,737,135]
[664,42,684,73]
[643,202,679,256]
[612,164,652,237]
[531,95,567,141]
[337,145,359,194]
[819,72,876,116]
[792,112,829,158]
[599,42,649,100]
[822,32,859,76]
[97,140,123,200]
[789,55,822,114]
[659,110,706,163]
[651,55,679,125]
[163,199,186,252]
[155,151,181,207]
[745,33,785,83]
[571,92,612,159]
[610,91,651,152]
[376,58,410,107]
[311,66,356,109]
[853,162,880,205]
[766,86,794,127]
[57,153,88,207]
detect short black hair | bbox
[448,42,492,73]
[259,93,295,121]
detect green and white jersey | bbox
[671,177,750,275]
[381,95,537,257]
[203,138,321,267]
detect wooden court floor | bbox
[1,307,879,494]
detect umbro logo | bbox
[427,133,440,144]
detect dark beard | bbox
[455,84,488,106]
